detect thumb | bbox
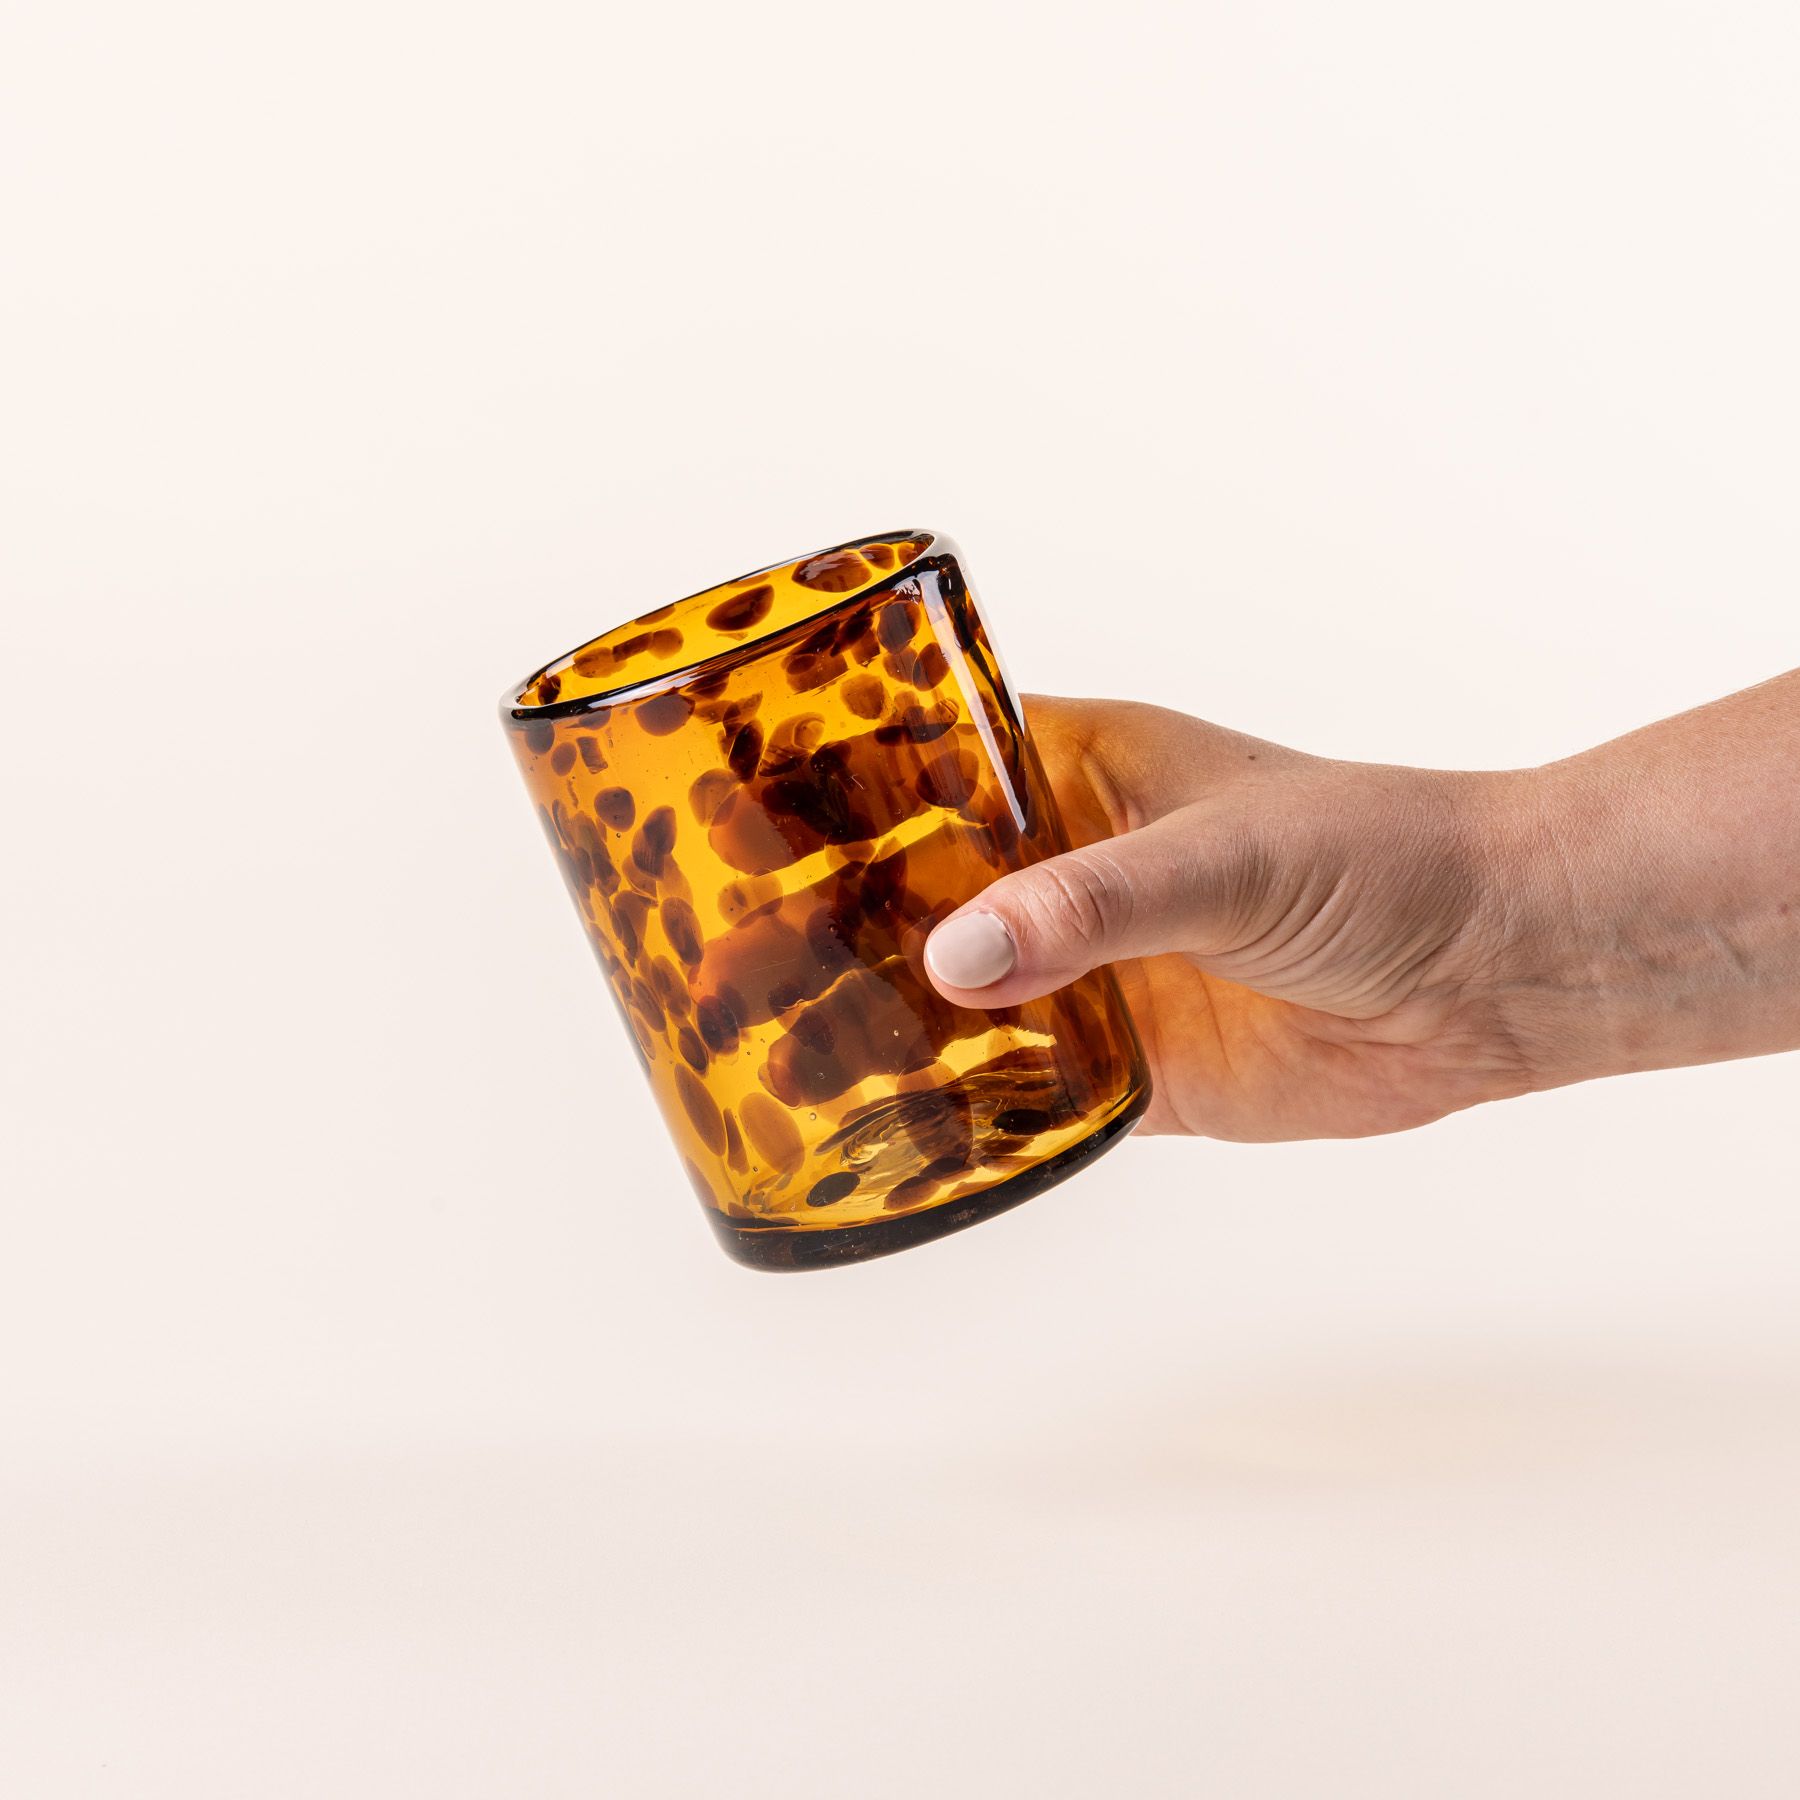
[923,811,1217,1007]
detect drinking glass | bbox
[500,531,1150,1269]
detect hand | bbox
[923,678,1800,1141]
[922,697,1525,1139]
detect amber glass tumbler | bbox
[500,531,1150,1269]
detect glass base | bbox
[708,1080,1151,1272]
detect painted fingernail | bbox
[925,912,1017,990]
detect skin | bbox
[922,672,1800,1141]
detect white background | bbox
[4,2,1799,1794]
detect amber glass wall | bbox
[502,532,1149,1268]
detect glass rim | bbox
[500,527,950,723]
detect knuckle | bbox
[1025,848,1133,961]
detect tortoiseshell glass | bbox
[500,531,1150,1269]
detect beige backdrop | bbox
[4,1,1799,1794]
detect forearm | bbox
[1489,670,1800,1089]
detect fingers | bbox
[924,809,1224,1008]
[923,699,1310,1006]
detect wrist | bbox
[1472,748,1800,1092]
[1469,761,1626,1092]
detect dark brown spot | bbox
[577,737,607,773]
[760,714,825,771]
[677,1026,708,1073]
[884,1172,940,1211]
[716,874,779,924]
[884,648,938,688]
[706,584,775,633]
[782,649,847,692]
[539,673,563,704]
[827,610,868,654]
[914,747,979,811]
[726,722,763,782]
[636,692,693,735]
[993,1107,1053,1137]
[843,674,886,719]
[739,1091,803,1174]
[693,846,929,1030]
[642,805,676,858]
[629,974,664,1028]
[723,1110,748,1173]
[650,957,691,1018]
[943,590,982,655]
[622,855,660,899]
[845,618,883,665]
[588,838,620,894]
[674,1065,726,1154]
[861,541,895,569]
[629,805,677,879]
[688,769,737,825]
[682,1158,718,1208]
[707,798,800,875]
[761,965,938,1106]
[523,721,555,755]
[763,744,876,845]
[806,1172,860,1207]
[649,628,684,657]
[550,743,576,776]
[846,848,909,924]
[594,787,635,831]
[610,891,654,963]
[705,726,927,874]
[876,600,917,651]
[914,642,950,688]
[658,852,696,910]
[885,1152,972,1209]
[875,700,959,745]
[984,809,1021,861]
[793,549,869,594]
[662,897,704,968]
[695,993,740,1056]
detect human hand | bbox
[922,678,1800,1140]
[922,697,1524,1139]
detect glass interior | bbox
[513,532,933,712]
